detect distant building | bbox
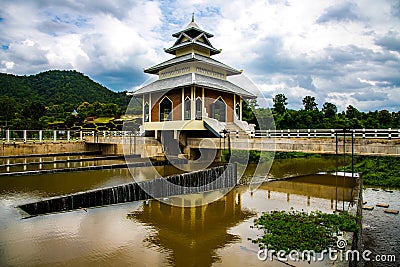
[132,15,255,142]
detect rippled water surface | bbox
[0,157,398,266]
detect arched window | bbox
[195,97,202,120]
[160,97,172,121]
[211,97,226,122]
[144,102,149,122]
[184,96,191,120]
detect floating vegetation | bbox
[250,209,358,253]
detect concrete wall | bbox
[0,142,91,157]
[187,137,400,156]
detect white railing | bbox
[254,128,400,139]
[0,130,140,144]
[1,128,399,143]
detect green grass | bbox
[89,117,114,123]
[345,156,400,187]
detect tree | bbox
[242,99,258,123]
[302,96,318,111]
[322,102,337,118]
[273,94,287,114]
[377,110,392,128]
[22,101,46,120]
[346,105,360,119]
[0,96,18,127]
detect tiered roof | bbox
[132,73,256,98]
[133,15,256,99]
[165,14,220,56]
[144,53,241,75]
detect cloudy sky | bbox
[1,0,399,111]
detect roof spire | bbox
[192,12,195,22]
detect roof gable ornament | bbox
[166,14,219,56]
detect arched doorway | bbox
[160,97,172,121]
[211,97,226,122]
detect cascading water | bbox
[17,164,237,216]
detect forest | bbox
[243,94,400,130]
[0,70,140,129]
[0,70,399,130]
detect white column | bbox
[239,98,243,120]
[23,130,27,142]
[53,130,57,143]
[6,130,10,142]
[67,130,70,142]
[80,131,83,141]
[233,94,236,118]
[149,93,152,122]
[142,95,145,123]
[39,130,43,142]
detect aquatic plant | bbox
[250,209,358,253]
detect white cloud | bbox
[0,0,399,111]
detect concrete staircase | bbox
[224,122,250,138]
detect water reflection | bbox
[127,190,255,267]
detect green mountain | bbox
[0,70,130,106]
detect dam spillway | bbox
[17,163,237,216]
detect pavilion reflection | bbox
[127,189,255,267]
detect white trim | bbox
[213,96,227,104]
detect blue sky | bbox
[0,0,399,112]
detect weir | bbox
[17,163,237,216]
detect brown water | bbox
[0,157,397,266]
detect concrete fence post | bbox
[23,130,27,143]
[80,131,83,141]
[6,129,10,142]
[388,128,391,140]
[297,129,299,137]
[374,129,377,138]
[39,130,43,142]
[307,129,310,139]
[67,130,70,142]
[331,129,335,139]
[53,130,57,143]
[362,128,366,139]
[287,129,291,138]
